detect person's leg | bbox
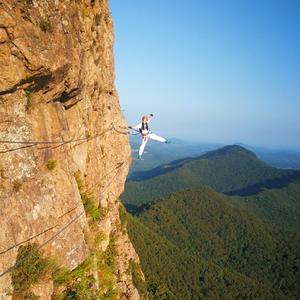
[138,136,149,158]
[148,133,167,143]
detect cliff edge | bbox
[0,0,141,299]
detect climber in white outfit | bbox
[129,114,170,159]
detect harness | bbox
[139,122,149,138]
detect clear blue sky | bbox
[110,0,300,149]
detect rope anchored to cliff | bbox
[0,210,85,278]
[0,123,132,154]
[111,123,139,135]
[0,159,130,279]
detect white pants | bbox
[138,133,166,156]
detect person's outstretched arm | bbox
[147,114,154,124]
[129,122,141,132]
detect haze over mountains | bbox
[129,137,300,175]
[122,145,300,299]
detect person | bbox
[129,114,170,159]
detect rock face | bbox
[0,0,140,299]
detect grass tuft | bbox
[81,191,101,223]
[75,171,106,225]
[119,203,127,228]
[40,17,52,32]
[24,89,32,111]
[46,159,57,171]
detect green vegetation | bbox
[10,244,100,299]
[74,171,105,225]
[8,167,124,299]
[233,178,300,232]
[46,159,58,171]
[11,245,97,298]
[11,171,122,299]
[123,145,300,298]
[126,184,300,299]
[24,89,32,111]
[10,242,119,299]
[74,170,84,190]
[12,244,48,298]
[119,203,127,228]
[72,171,120,298]
[127,213,274,299]
[95,13,102,26]
[122,145,300,207]
[124,147,300,298]
[81,190,101,222]
[94,232,107,248]
[51,235,119,299]
[40,17,52,33]
[101,238,117,269]
[97,238,119,299]
[85,130,92,139]
[128,259,147,298]
[55,256,100,300]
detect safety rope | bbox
[0,122,132,273]
[0,205,80,256]
[84,161,125,194]
[0,124,136,146]
[111,124,140,136]
[0,210,85,278]
[0,126,111,153]
[0,123,137,154]
[0,160,130,278]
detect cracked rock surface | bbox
[0,1,140,299]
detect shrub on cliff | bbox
[12,244,48,298]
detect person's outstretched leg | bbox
[149,133,168,143]
[138,136,149,159]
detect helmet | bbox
[142,115,149,122]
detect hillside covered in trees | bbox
[126,184,300,299]
[121,146,300,299]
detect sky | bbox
[110,0,300,150]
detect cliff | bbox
[0,0,141,299]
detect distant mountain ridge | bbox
[129,138,300,175]
[123,145,300,208]
[129,136,220,175]
[130,145,260,181]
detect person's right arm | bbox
[129,122,142,132]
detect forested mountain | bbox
[126,184,300,299]
[122,145,300,298]
[123,145,300,208]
